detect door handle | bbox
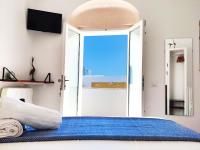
[58,75,69,96]
[58,76,69,90]
[64,79,69,89]
[58,78,69,83]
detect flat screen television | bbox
[27,9,62,34]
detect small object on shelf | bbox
[168,41,176,49]
[19,98,25,102]
[173,41,176,48]
[168,43,173,48]
[44,73,54,83]
[29,57,36,81]
[177,55,184,63]
[5,71,16,80]
[2,67,17,81]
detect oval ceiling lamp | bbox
[68,0,140,30]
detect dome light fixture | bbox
[68,0,140,30]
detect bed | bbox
[0,117,200,150]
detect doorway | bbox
[62,21,144,117]
[81,35,128,116]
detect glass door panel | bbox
[128,20,144,117]
[63,26,80,116]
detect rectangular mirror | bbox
[165,38,193,116]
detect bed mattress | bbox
[1,140,200,150]
[0,117,200,143]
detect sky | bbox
[83,35,128,76]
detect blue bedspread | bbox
[0,117,200,143]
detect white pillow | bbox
[0,97,62,129]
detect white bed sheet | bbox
[0,140,200,150]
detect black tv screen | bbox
[27,9,62,34]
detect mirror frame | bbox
[165,38,193,116]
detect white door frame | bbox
[78,29,130,116]
[62,23,81,116]
[62,20,144,117]
[127,20,145,117]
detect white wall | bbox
[128,0,200,132]
[81,88,127,116]
[0,0,33,99]
[0,0,32,79]
[1,0,200,132]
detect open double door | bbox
[61,20,145,117]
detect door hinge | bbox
[142,75,144,91]
[144,20,147,35]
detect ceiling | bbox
[68,0,140,30]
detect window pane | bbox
[83,35,128,86]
